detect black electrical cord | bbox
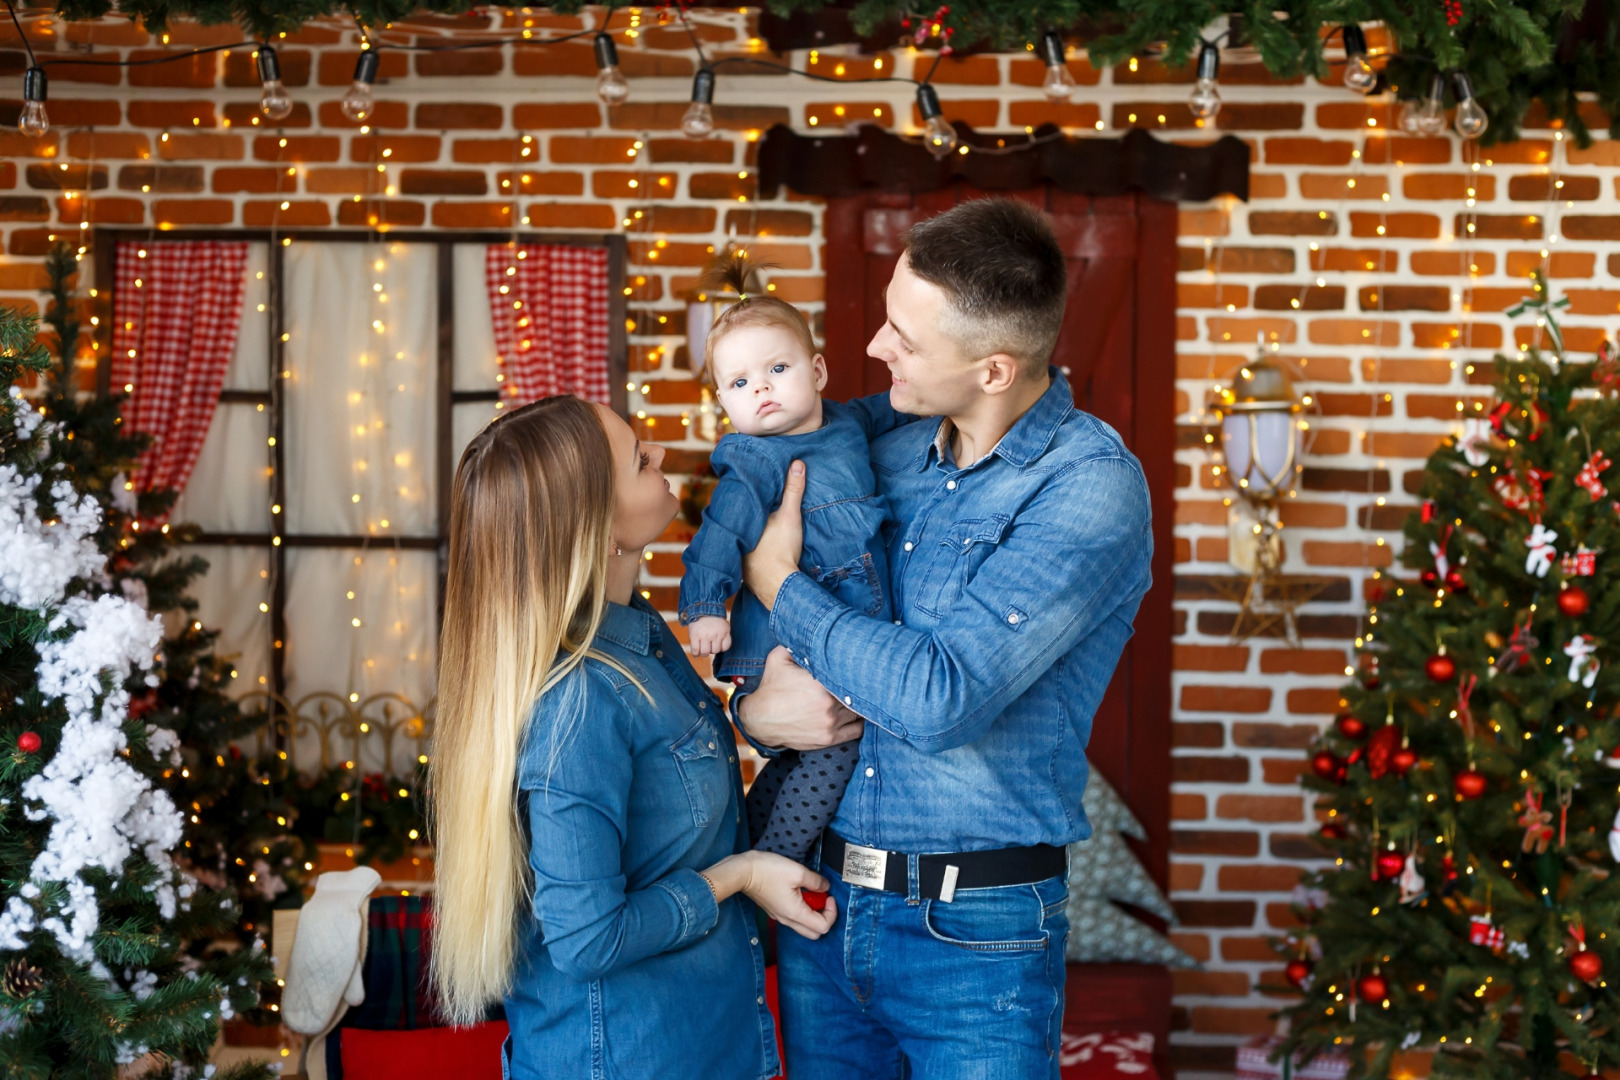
[4,0,35,68]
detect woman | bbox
[430,396,836,1079]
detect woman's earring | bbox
[612,541,623,557]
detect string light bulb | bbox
[1399,74,1446,136]
[1340,25,1377,93]
[18,67,47,137]
[342,50,380,123]
[256,45,294,121]
[594,32,630,105]
[682,68,716,139]
[916,84,957,158]
[1039,31,1075,102]
[1189,41,1221,120]
[1452,71,1489,139]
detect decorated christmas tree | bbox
[0,296,273,1079]
[1278,275,1620,1078]
[36,245,313,944]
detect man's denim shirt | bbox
[767,370,1153,852]
[680,398,898,679]
[504,597,777,1080]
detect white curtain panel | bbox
[451,243,502,473]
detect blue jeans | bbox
[777,863,1069,1080]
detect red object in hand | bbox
[1336,714,1368,740]
[1570,949,1603,983]
[1426,654,1456,682]
[1391,748,1418,776]
[1356,974,1388,1003]
[1284,959,1313,988]
[1311,751,1342,781]
[1454,769,1488,799]
[801,889,828,911]
[16,731,40,753]
[1375,851,1406,879]
[1559,586,1590,618]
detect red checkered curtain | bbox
[485,243,611,405]
[110,240,250,502]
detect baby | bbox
[679,254,896,870]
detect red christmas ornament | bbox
[1284,959,1313,988]
[1391,748,1418,776]
[1312,751,1343,781]
[1357,973,1389,1003]
[1559,586,1590,618]
[1421,568,1441,590]
[1336,714,1368,740]
[1426,654,1456,682]
[1445,568,1468,593]
[1454,769,1488,799]
[1367,725,1401,779]
[1376,851,1406,879]
[1570,950,1603,983]
[1320,821,1346,840]
[16,731,40,753]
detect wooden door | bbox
[823,189,1179,1070]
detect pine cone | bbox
[3,956,42,998]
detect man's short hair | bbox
[904,197,1067,372]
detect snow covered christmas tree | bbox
[0,300,272,1080]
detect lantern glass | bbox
[1221,408,1300,499]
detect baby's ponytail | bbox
[698,250,815,384]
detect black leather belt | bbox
[821,831,1066,903]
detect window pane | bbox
[283,241,437,537]
[283,547,437,709]
[224,242,272,392]
[452,242,500,392]
[170,403,270,532]
[451,401,501,477]
[175,544,272,695]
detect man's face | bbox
[866,255,981,417]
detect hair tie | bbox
[737,291,748,300]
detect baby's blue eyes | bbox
[729,363,789,390]
[731,378,747,389]
[772,363,787,374]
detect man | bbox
[738,197,1154,1079]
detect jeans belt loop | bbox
[906,852,920,904]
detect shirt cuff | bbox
[728,683,781,759]
[767,570,844,673]
[679,601,729,623]
[651,867,720,942]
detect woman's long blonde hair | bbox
[429,395,617,1026]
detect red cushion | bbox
[1060,1031,1158,1079]
[340,1020,509,1080]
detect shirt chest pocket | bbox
[669,717,731,829]
[915,513,1012,619]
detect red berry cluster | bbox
[1443,0,1464,26]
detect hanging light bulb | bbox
[341,50,380,123]
[1417,74,1447,135]
[18,67,47,137]
[1189,41,1221,120]
[594,32,630,106]
[1039,30,1075,102]
[256,45,294,121]
[916,84,957,157]
[682,69,715,139]
[1452,71,1489,139]
[1340,25,1377,93]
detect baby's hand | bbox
[688,616,732,656]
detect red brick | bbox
[1308,319,1400,346]
[524,202,618,230]
[511,103,604,130]
[726,208,812,237]
[629,241,715,266]
[6,228,51,256]
[45,59,123,86]
[127,49,220,88]
[25,163,106,191]
[1462,287,1535,312]
[1362,432,1447,459]
[1173,644,1249,671]
[317,49,409,87]
[1461,213,1545,240]
[1232,722,1318,749]
[1262,758,1311,785]
[305,168,382,195]
[1173,756,1250,783]
[1180,685,1271,713]
[1173,900,1256,927]
[496,171,584,197]
[1315,102,1397,130]
[1564,289,1620,316]
[151,198,233,225]
[1412,322,1501,349]
[1349,211,1439,239]
[647,138,735,164]
[450,138,527,164]
[1179,283,1249,309]
[1309,247,1396,273]
[41,99,121,128]
[1483,139,1555,164]
[690,172,754,200]
[1217,864,1304,892]
[1506,251,1591,277]
[354,135,442,164]
[1360,285,1449,311]
[158,133,243,160]
[1298,173,1388,200]
[126,101,217,129]
[1278,502,1347,528]
[416,48,504,78]
[430,202,514,228]
[253,135,341,163]
[1508,173,1600,201]
[1407,393,1490,419]
[1264,137,1354,165]
[1249,211,1336,236]
[628,206,717,234]
[1006,102,1101,130]
[212,167,295,194]
[399,169,488,196]
[1215,794,1304,823]
[1220,936,1284,963]
[1173,971,1251,997]
[1406,173,1496,200]
[224,48,312,88]
[918,99,999,129]
[243,200,331,227]
[79,197,144,224]
[1362,135,1451,164]
[1284,686,1348,713]
[1412,250,1493,276]
[1259,648,1347,675]
[1254,284,1342,311]
[337,199,426,228]
[65,19,149,45]
[551,136,641,164]
[593,171,677,200]
[67,132,148,160]
[319,101,410,130]
[1173,722,1225,748]
[1171,793,1207,820]
[1563,216,1620,241]
[1171,933,1212,964]
[417,103,504,130]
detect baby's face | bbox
[711,323,827,436]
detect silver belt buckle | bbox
[841,842,889,889]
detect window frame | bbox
[91,228,629,704]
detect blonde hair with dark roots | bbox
[700,250,817,386]
[429,395,631,1026]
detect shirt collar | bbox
[594,596,659,655]
[913,366,1073,472]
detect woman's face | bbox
[597,404,679,552]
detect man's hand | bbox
[736,646,862,751]
[743,459,806,612]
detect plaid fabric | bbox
[484,243,611,405]
[345,894,436,1032]
[109,239,249,503]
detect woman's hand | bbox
[702,851,837,940]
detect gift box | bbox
[1235,1034,1352,1080]
[1060,1031,1158,1078]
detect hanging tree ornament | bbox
[1426,649,1457,682]
[1556,772,1573,847]
[1336,712,1368,740]
[1455,767,1488,798]
[1609,806,1620,861]
[1495,612,1540,675]
[1559,585,1591,618]
[1564,634,1599,688]
[1376,847,1406,879]
[1368,723,1401,778]
[1525,524,1560,578]
[1457,417,1495,466]
[1455,672,1478,736]
[1576,451,1612,501]
[1398,852,1426,904]
[1519,789,1555,854]
[1469,914,1506,951]
[1285,957,1314,989]
[1561,545,1597,578]
[1568,923,1603,983]
[16,731,40,753]
[1356,971,1389,1004]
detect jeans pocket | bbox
[923,882,1049,954]
[669,717,727,829]
[808,551,885,617]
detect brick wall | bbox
[4,10,1615,1076]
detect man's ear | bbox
[812,353,829,392]
[980,353,1021,396]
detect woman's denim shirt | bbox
[679,398,898,679]
[503,596,777,1080]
